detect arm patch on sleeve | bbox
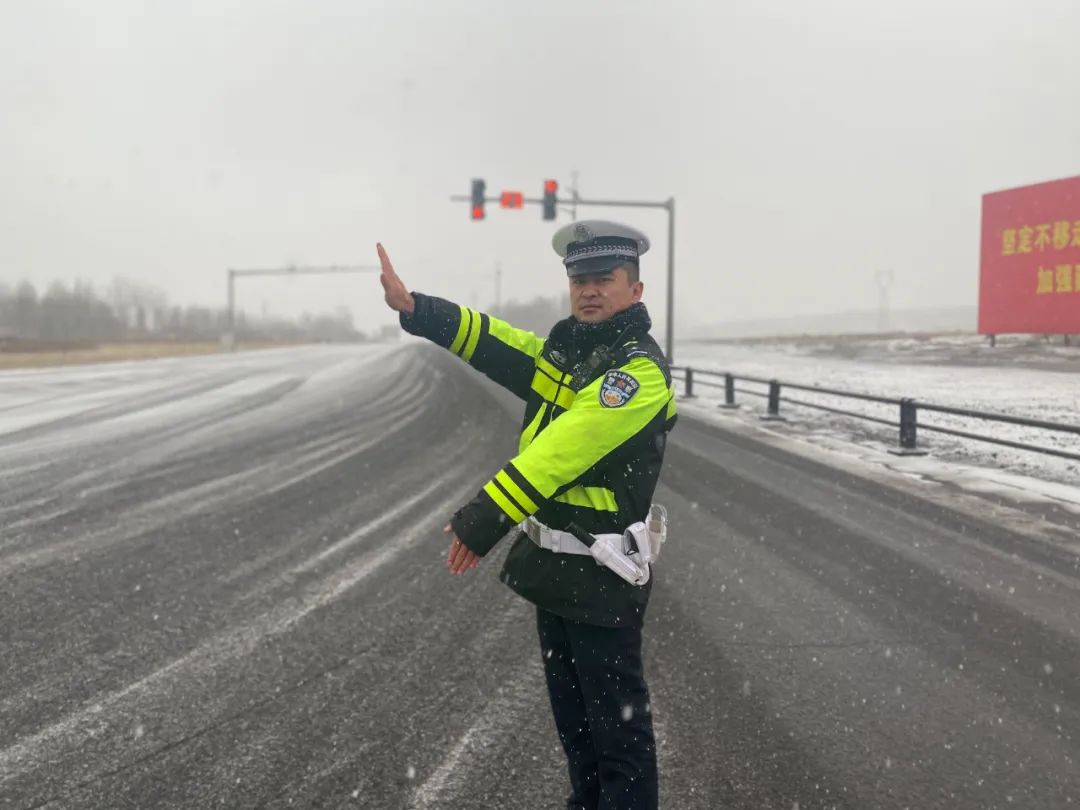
[599,370,640,408]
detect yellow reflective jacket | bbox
[401,294,676,627]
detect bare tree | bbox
[12,280,39,339]
[0,281,13,337]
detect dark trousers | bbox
[536,607,658,810]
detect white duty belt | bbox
[519,504,668,587]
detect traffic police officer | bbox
[377,220,676,810]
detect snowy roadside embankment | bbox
[676,339,1080,500]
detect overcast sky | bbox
[3,0,1079,338]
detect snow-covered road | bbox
[1,344,1078,809]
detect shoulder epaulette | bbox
[610,336,671,386]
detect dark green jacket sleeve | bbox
[400,292,545,400]
[450,356,676,555]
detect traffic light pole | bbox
[449,192,677,362]
[224,265,378,351]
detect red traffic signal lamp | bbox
[542,179,558,220]
[500,191,524,209]
[471,178,486,220]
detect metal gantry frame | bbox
[450,189,678,363]
[224,265,379,350]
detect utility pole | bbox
[875,269,894,333]
[570,170,579,220]
[224,264,378,351]
[494,261,503,313]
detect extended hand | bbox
[445,524,480,575]
[377,243,415,315]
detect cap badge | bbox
[574,224,594,242]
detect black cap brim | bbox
[566,256,637,278]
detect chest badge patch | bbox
[599,370,640,408]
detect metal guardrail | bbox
[671,366,1080,462]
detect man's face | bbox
[568,265,645,323]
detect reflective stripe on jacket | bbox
[401,293,676,627]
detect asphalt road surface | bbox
[1,344,1077,809]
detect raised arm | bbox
[378,243,543,399]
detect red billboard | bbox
[979,175,1080,335]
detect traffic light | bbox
[500,191,524,209]
[471,178,486,220]
[542,179,558,220]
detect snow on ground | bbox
[677,336,1080,508]
[702,331,1080,370]
[0,344,396,440]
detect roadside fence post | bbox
[760,380,787,421]
[719,373,739,409]
[888,397,929,456]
